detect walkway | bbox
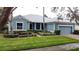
[28,43,79,51]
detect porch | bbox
[29,22,47,31]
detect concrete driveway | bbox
[65,34,79,40]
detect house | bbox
[8,14,75,35]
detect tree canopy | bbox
[51,7,79,25]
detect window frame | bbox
[16,22,24,31]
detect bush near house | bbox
[13,31,28,35]
[4,34,18,38]
[38,31,53,36]
[73,30,79,35]
[5,30,54,38]
[27,30,43,33]
[27,30,53,36]
[4,31,37,38]
[54,30,60,35]
[70,48,79,51]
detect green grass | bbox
[0,36,79,51]
[70,48,79,51]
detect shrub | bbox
[4,34,18,38]
[13,31,23,34]
[27,30,44,33]
[13,31,37,37]
[27,30,33,32]
[33,30,43,33]
[13,31,30,35]
[54,30,60,35]
[38,31,53,36]
[73,30,79,34]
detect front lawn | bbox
[0,36,79,51]
[70,48,79,51]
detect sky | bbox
[13,7,57,18]
[4,0,79,18]
[13,7,69,19]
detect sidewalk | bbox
[27,43,79,51]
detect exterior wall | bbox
[46,22,75,33]
[10,16,29,31]
[46,23,55,32]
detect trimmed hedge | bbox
[38,32,53,36]
[54,30,60,35]
[4,34,18,38]
[73,30,79,35]
[13,31,37,37]
[27,30,51,33]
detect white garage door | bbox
[59,26,72,35]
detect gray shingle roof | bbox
[13,14,75,23]
[24,14,55,23]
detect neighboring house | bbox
[8,14,75,35]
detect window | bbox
[17,23,23,29]
[41,23,47,30]
[36,23,40,29]
[30,22,34,30]
[41,23,44,30]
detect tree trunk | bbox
[0,7,16,30]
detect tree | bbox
[51,7,79,25]
[67,7,79,25]
[0,7,17,30]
